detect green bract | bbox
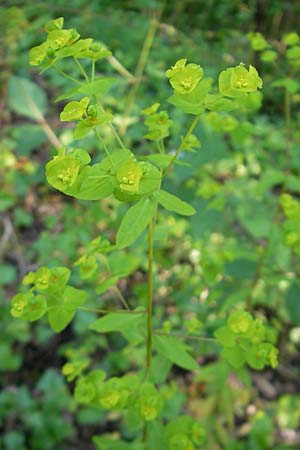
[11,292,47,322]
[60,97,90,121]
[219,64,263,98]
[166,59,204,94]
[46,156,81,193]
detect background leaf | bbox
[8,76,47,120]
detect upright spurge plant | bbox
[11,18,278,449]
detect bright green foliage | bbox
[154,190,196,216]
[215,311,278,369]
[29,16,111,69]
[48,285,87,332]
[11,266,87,332]
[219,64,263,98]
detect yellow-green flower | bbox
[166,59,204,95]
[219,64,262,98]
[116,160,143,193]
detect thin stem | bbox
[121,14,160,134]
[155,331,216,342]
[73,56,90,82]
[96,98,126,149]
[163,114,201,178]
[114,286,131,310]
[94,128,114,165]
[26,96,62,149]
[52,64,82,85]
[145,216,154,379]
[107,54,136,83]
[91,59,95,82]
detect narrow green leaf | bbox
[153,335,199,371]
[116,197,156,248]
[89,311,145,342]
[154,190,196,216]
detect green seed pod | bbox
[86,104,99,119]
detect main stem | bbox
[145,216,154,379]
[284,88,291,170]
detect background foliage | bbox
[1,1,300,449]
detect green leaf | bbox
[204,94,235,111]
[73,121,93,139]
[96,275,120,294]
[153,335,199,371]
[8,76,47,120]
[55,86,82,102]
[116,197,156,248]
[154,190,196,216]
[285,282,300,324]
[47,286,87,332]
[89,311,145,341]
[214,326,236,347]
[271,78,299,94]
[221,347,246,369]
[78,77,118,96]
[74,164,114,200]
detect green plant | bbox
[10,17,279,449]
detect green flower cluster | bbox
[215,310,278,370]
[29,17,110,68]
[74,372,164,425]
[46,148,161,202]
[142,103,173,141]
[11,266,87,332]
[164,416,205,450]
